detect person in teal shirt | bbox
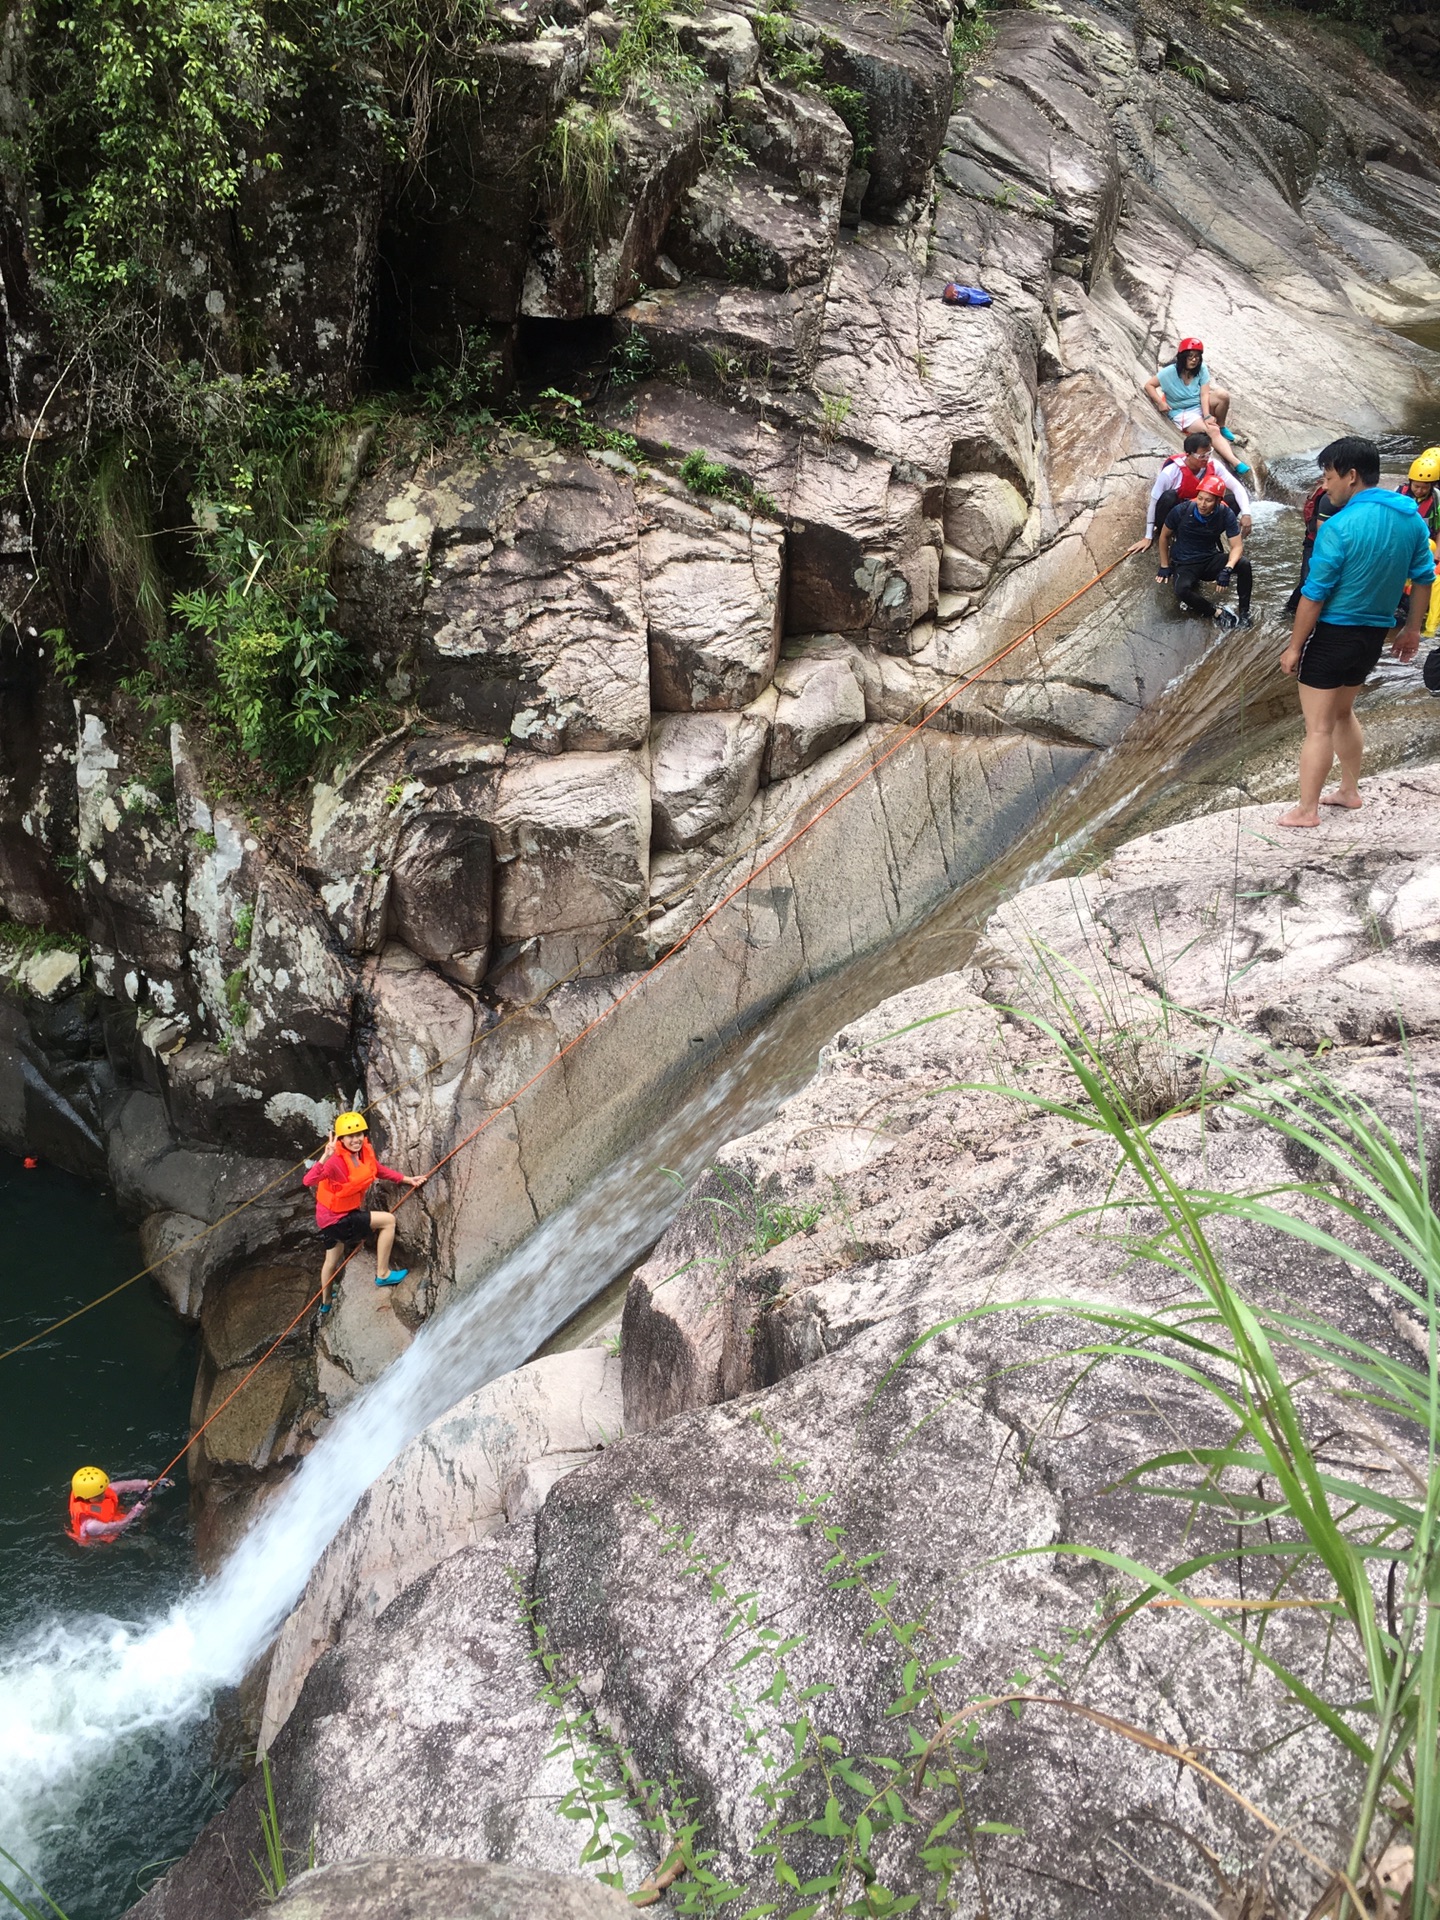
[1277,434,1431,827]
[1143,336,1250,477]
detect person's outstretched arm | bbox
[78,1493,151,1541]
[1143,373,1170,418]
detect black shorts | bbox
[317,1209,372,1250]
[1298,622,1388,690]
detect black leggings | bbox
[1173,553,1252,616]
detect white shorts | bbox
[1171,408,1207,431]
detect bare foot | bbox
[1276,806,1321,828]
[1319,788,1362,810]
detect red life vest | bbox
[68,1486,121,1543]
[316,1140,378,1217]
[1173,458,1227,503]
[1399,481,1440,541]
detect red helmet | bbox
[1196,475,1227,498]
[1177,336,1204,354]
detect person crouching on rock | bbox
[1143,337,1251,478]
[1277,435,1432,828]
[304,1111,424,1315]
[68,1466,171,1544]
[1138,430,1253,551]
[1156,474,1254,629]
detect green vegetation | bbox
[823,84,872,170]
[0,1846,70,1919]
[543,105,622,240]
[752,9,825,87]
[896,997,1440,1914]
[512,389,643,464]
[249,1750,312,1901]
[950,0,997,89]
[42,628,84,691]
[0,920,87,961]
[224,966,249,1030]
[817,391,853,445]
[541,0,705,239]
[678,449,777,516]
[586,0,706,112]
[232,902,255,953]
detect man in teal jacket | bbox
[1278,435,1432,827]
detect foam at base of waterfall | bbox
[0,1049,761,1903]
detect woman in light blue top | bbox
[1143,336,1250,477]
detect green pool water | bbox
[0,1150,227,1920]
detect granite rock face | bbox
[136,768,1440,1919]
[6,0,1439,1557]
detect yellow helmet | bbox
[1409,449,1440,485]
[333,1111,369,1138]
[72,1467,109,1499]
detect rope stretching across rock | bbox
[140,548,1132,1489]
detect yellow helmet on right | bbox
[1409,448,1440,485]
[72,1467,109,1499]
[333,1111,369,1138]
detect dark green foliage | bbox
[679,448,777,515]
[824,85,872,169]
[752,9,825,86]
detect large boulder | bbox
[524,86,719,318]
[943,12,1122,284]
[381,35,589,352]
[389,813,494,986]
[648,709,769,849]
[764,637,867,781]
[490,751,651,948]
[260,1348,622,1747]
[640,482,785,710]
[420,454,649,753]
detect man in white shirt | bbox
[1138,432,1253,546]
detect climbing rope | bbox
[5,548,1132,1398]
[139,547,1136,1486]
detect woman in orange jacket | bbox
[303,1112,423,1315]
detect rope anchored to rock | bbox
[19,547,1136,1491]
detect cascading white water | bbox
[0,1045,772,1906]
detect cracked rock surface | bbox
[138,767,1440,1917]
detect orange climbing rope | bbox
[139,547,1134,1487]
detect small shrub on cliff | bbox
[679,449,776,515]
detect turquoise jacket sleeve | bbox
[1410,520,1437,584]
[1302,516,1345,604]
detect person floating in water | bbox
[68,1467,170,1544]
[1277,435,1432,828]
[304,1111,424,1316]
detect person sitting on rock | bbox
[1143,337,1251,478]
[304,1112,424,1314]
[1139,431,1252,547]
[1156,474,1254,628]
[68,1466,171,1544]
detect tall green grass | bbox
[889,993,1438,1917]
[0,1850,69,1920]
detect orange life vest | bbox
[316,1139,378,1217]
[68,1486,121,1543]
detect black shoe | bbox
[1235,608,1255,630]
[1215,606,1239,632]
